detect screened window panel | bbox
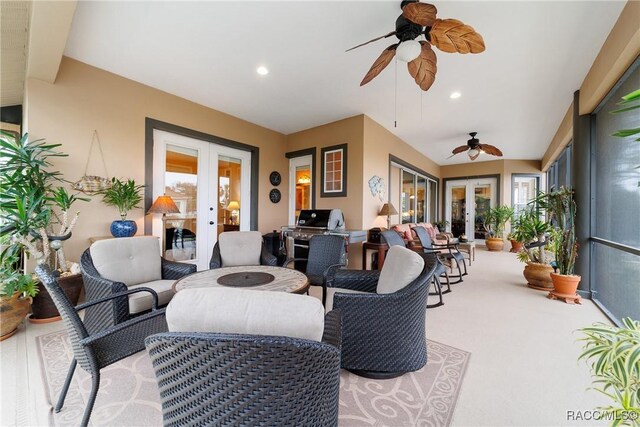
[592,244,640,321]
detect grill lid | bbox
[297,209,345,231]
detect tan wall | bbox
[285,115,365,229]
[542,0,640,169]
[25,57,288,263]
[362,115,440,231]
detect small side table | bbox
[362,241,389,270]
[458,241,476,266]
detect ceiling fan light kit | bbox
[349,0,485,92]
[450,132,503,161]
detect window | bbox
[321,144,347,197]
[547,144,572,191]
[391,160,438,224]
[512,174,540,216]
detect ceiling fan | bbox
[348,1,485,92]
[450,132,503,161]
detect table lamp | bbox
[147,195,180,254]
[227,200,240,225]
[378,203,398,229]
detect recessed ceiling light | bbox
[256,66,269,76]
[450,92,461,99]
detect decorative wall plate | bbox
[269,171,281,186]
[269,188,281,203]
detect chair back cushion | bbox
[90,236,162,286]
[219,231,263,266]
[377,246,425,294]
[391,223,414,241]
[167,288,326,341]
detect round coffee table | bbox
[173,266,310,294]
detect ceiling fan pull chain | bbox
[394,58,398,128]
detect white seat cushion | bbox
[219,231,262,267]
[167,288,325,342]
[377,246,425,294]
[90,236,162,286]
[325,287,368,313]
[127,279,175,314]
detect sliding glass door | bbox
[445,178,497,240]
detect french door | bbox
[153,130,251,271]
[445,178,497,240]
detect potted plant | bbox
[0,132,87,324]
[433,219,450,232]
[100,177,144,237]
[512,206,555,290]
[578,318,640,425]
[0,246,38,340]
[483,205,514,251]
[535,187,581,302]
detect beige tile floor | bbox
[1,246,611,426]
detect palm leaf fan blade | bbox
[451,145,469,155]
[360,44,398,86]
[402,2,437,27]
[480,144,503,156]
[407,41,437,91]
[429,19,485,54]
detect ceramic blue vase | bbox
[110,220,137,238]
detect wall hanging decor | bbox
[269,188,281,203]
[72,130,112,195]
[321,143,347,198]
[368,175,385,201]
[269,171,281,186]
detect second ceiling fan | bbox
[450,132,503,161]
[348,1,485,92]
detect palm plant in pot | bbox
[100,177,144,237]
[511,206,556,290]
[0,132,88,325]
[534,187,580,303]
[483,205,514,251]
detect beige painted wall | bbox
[362,115,440,230]
[25,57,289,263]
[542,0,640,169]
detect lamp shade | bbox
[378,203,398,216]
[147,195,180,215]
[227,200,240,211]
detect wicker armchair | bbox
[209,231,277,269]
[145,307,342,426]
[80,237,195,334]
[35,265,168,427]
[283,234,346,304]
[327,247,436,378]
[413,225,467,283]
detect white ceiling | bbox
[64,1,625,165]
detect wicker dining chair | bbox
[283,234,346,305]
[145,292,342,427]
[327,246,436,378]
[35,265,168,427]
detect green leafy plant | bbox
[578,318,640,426]
[433,219,450,231]
[483,205,514,238]
[611,89,640,141]
[534,187,577,275]
[511,206,554,264]
[100,177,144,220]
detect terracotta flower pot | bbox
[485,237,504,252]
[523,262,554,290]
[550,273,581,295]
[509,240,524,253]
[0,292,32,341]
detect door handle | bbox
[209,221,214,225]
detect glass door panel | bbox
[217,155,243,236]
[164,145,198,262]
[473,185,492,240]
[401,170,415,223]
[416,176,427,223]
[450,186,466,236]
[428,180,437,223]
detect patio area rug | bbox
[37,330,470,426]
